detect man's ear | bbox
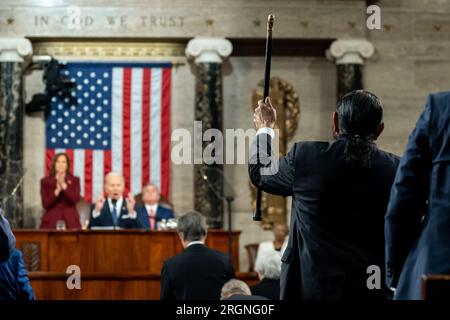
[332,112,339,138]
[373,122,384,140]
[177,232,185,247]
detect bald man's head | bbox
[104,172,125,200]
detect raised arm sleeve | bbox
[248,132,296,197]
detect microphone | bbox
[111,198,118,207]
[202,167,235,202]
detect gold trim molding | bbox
[32,41,186,64]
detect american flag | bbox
[45,62,172,203]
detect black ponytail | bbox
[336,90,383,168]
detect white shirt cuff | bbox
[129,210,137,219]
[92,210,101,219]
[256,127,275,139]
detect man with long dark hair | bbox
[249,90,399,299]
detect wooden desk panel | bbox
[14,229,240,273]
[13,229,243,300]
[28,272,259,300]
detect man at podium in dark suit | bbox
[136,183,174,230]
[89,172,139,229]
[160,211,235,300]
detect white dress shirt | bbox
[255,238,288,270]
[145,204,158,217]
[187,240,205,248]
[256,127,275,139]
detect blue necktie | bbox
[112,204,118,226]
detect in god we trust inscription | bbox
[33,14,185,29]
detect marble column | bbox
[0,38,33,227]
[327,39,374,101]
[186,37,232,229]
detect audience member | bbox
[0,249,35,300]
[221,279,268,300]
[249,90,399,299]
[0,214,15,263]
[255,222,288,269]
[385,91,450,299]
[160,211,234,300]
[251,250,281,300]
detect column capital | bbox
[326,38,374,65]
[0,37,33,62]
[186,37,233,64]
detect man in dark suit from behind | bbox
[160,211,235,300]
[249,90,400,299]
[136,183,174,230]
[251,250,281,300]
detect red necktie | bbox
[149,208,155,230]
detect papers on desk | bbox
[90,226,123,230]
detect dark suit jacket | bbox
[0,249,35,300]
[249,134,399,300]
[250,278,280,300]
[40,174,81,229]
[88,198,139,229]
[224,294,269,300]
[385,92,450,300]
[136,204,174,230]
[160,243,235,300]
[0,215,15,263]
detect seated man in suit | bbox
[255,222,288,269]
[0,249,35,300]
[0,214,15,263]
[160,211,234,300]
[89,172,138,229]
[136,183,174,230]
[251,250,282,300]
[221,279,268,300]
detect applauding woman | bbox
[40,153,81,229]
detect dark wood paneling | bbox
[28,272,258,300]
[14,229,243,300]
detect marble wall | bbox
[3,0,450,270]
